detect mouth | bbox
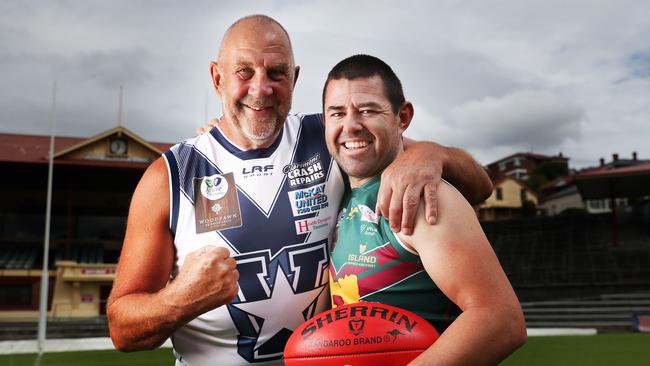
[344,141,369,149]
[341,140,372,151]
[246,105,267,111]
[241,103,273,113]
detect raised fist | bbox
[170,245,239,316]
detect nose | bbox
[341,112,363,134]
[248,72,273,98]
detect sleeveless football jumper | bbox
[163,113,344,365]
[329,176,460,334]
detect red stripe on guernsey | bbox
[331,242,423,297]
[332,242,402,278]
[358,261,422,298]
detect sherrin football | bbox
[284,302,439,365]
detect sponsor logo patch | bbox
[359,223,378,236]
[283,153,325,188]
[242,164,274,179]
[288,183,329,216]
[294,216,333,234]
[194,172,242,233]
[345,242,378,268]
[200,174,229,200]
[358,205,379,223]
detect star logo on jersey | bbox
[226,241,330,363]
[232,266,325,353]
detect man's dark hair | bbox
[322,54,405,113]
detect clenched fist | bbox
[168,245,239,317]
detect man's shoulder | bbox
[164,131,212,155]
[400,179,476,247]
[432,179,475,223]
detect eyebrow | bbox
[356,101,384,109]
[232,60,290,70]
[326,105,344,112]
[267,64,291,73]
[326,101,384,112]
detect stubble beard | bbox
[335,144,400,183]
[227,96,292,145]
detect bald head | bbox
[218,15,294,64]
[209,14,300,149]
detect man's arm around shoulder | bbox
[399,182,526,366]
[107,157,239,351]
[378,139,492,235]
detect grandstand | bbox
[522,292,650,331]
[484,210,650,331]
[0,128,170,334]
[0,245,39,270]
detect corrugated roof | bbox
[578,163,650,178]
[576,163,650,199]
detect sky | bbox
[1,0,649,168]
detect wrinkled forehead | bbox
[324,77,390,108]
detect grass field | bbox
[1,333,649,365]
[502,333,650,366]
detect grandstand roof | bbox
[0,130,173,167]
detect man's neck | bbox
[349,175,377,189]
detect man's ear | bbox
[293,65,301,88]
[398,101,414,133]
[210,61,222,97]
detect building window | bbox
[506,169,528,181]
[496,187,503,201]
[514,158,521,167]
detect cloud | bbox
[448,89,584,149]
[626,51,650,79]
[1,0,649,168]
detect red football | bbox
[284,302,439,366]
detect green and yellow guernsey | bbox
[329,175,460,333]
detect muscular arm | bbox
[399,183,526,366]
[107,158,239,351]
[403,138,492,205]
[378,138,492,234]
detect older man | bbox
[107,15,492,365]
[325,54,526,365]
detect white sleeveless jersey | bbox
[162,113,344,365]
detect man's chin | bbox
[243,125,281,142]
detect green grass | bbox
[1,333,649,365]
[0,348,173,366]
[502,333,650,366]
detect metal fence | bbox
[483,213,650,301]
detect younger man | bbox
[324,55,527,365]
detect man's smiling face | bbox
[324,75,406,185]
[212,19,298,149]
